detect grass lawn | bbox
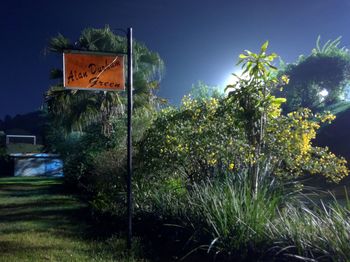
[0,176,146,262]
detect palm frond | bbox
[49,34,72,52]
[313,36,344,55]
[50,69,63,79]
[46,26,165,135]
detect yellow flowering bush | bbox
[141,90,348,185]
[140,42,348,187]
[266,108,348,182]
[140,94,250,183]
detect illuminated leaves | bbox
[140,43,348,187]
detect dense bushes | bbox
[134,170,350,260]
[140,42,348,191]
[46,39,350,260]
[269,199,350,260]
[136,42,349,260]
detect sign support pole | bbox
[126,27,133,250]
[62,27,132,250]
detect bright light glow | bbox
[223,69,243,86]
[320,89,329,97]
[222,68,248,94]
[224,73,240,87]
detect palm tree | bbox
[46,26,165,135]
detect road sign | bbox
[63,51,125,91]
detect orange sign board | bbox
[63,52,125,91]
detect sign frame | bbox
[63,50,126,91]
[61,28,133,250]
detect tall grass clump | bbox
[134,176,188,218]
[183,172,297,259]
[269,194,350,261]
[134,170,350,260]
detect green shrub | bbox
[182,173,296,259]
[276,36,350,112]
[134,170,350,260]
[133,170,298,260]
[140,43,348,203]
[269,195,350,260]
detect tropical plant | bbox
[46,26,165,135]
[224,41,289,196]
[276,36,350,112]
[313,35,346,55]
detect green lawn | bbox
[0,176,145,262]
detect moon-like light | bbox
[222,68,245,94]
[224,73,239,87]
[319,89,329,97]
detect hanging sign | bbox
[63,51,125,91]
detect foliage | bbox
[267,197,350,261]
[265,108,348,182]
[52,106,155,218]
[44,27,167,232]
[140,42,348,199]
[313,35,347,56]
[0,131,6,157]
[134,164,350,260]
[139,97,233,184]
[224,43,348,184]
[184,174,288,258]
[188,81,223,102]
[59,126,109,190]
[133,170,299,260]
[46,26,165,135]
[130,62,348,262]
[44,35,350,260]
[185,181,350,260]
[276,36,350,112]
[135,43,349,259]
[87,108,155,216]
[225,41,288,195]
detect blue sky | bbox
[1,0,350,118]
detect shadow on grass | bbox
[0,240,58,253]
[0,176,62,184]
[0,177,92,240]
[0,187,64,198]
[0,177,142,262]
[0,197,78,209]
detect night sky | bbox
[1,0,350,118]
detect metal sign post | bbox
[126,27,133,250]
[63,27,134,250]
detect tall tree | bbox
[276,36,350,112]
[46,26,165,134]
